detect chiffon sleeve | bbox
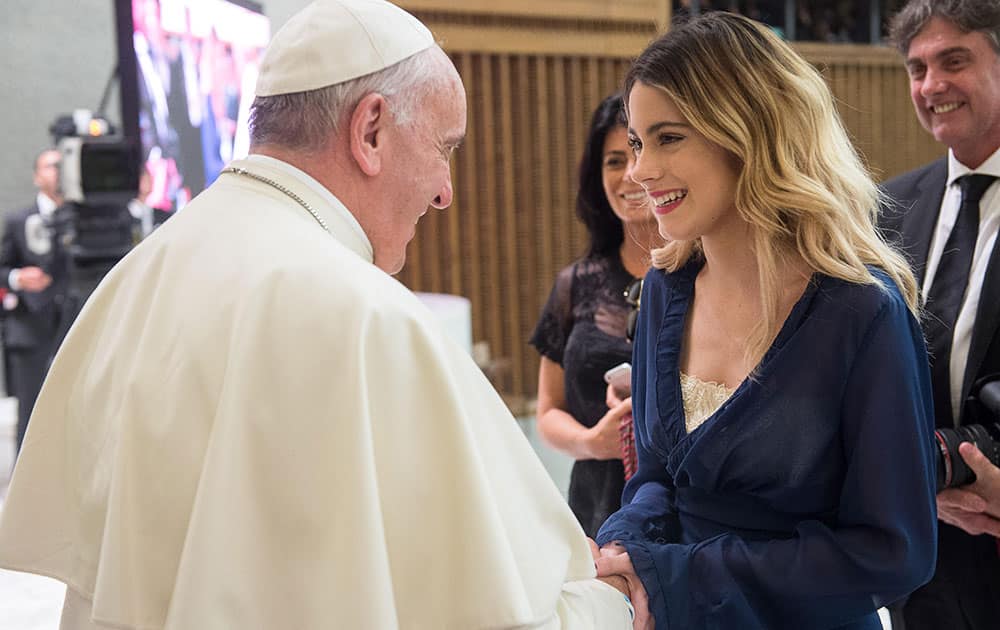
[595,274,681,611]
[529,265,576,365]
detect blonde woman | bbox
[593,13,938,630]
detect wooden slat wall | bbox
[395,4,944,414]
[795,43,943,180]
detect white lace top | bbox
[680,372,736,433]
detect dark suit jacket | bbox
[882,158,1000,423]
[882,158,1000,630]
[0,203,67,349]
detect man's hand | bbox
[595,541,654,630]
[16,266,52,292]
[937,442,1000,537]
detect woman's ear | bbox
[349,92,388,176]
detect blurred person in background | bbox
[532,93,662,537]
[0,148,68,456]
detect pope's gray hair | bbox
[249,45,450,152]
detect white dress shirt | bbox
[921,147,1000,425]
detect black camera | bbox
[47,112,141,346]
[58,134,139,209]
[935,379,1000,491]
[55,134,140,289]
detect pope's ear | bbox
[348,92,388,176]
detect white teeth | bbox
[623,192,646,201]
[653,190,687,206]
[932,102,961,114]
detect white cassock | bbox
[0,155,632,630]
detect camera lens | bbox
[935,423,1000,491]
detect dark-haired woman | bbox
[531,93,661,537]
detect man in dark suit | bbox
[0,149,69,455]
[883,1,1000,629]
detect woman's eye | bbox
[659,133,682,145]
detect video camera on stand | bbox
[49,110,140,340]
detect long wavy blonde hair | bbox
[625,12,919,367]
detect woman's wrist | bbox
[575,424,597,460]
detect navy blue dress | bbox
[596,258,938,630]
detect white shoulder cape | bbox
[0,157,630,629]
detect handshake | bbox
[590,538,654,630]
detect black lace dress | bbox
[530,253,637,537]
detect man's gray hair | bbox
[890,0,1000,55]
[249,46,448,152]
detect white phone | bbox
[603,362,632,397]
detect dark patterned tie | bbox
[924,173,996,428]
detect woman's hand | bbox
[606,382,626,409]
[583,397,632,460]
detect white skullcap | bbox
[256,0,435,97]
